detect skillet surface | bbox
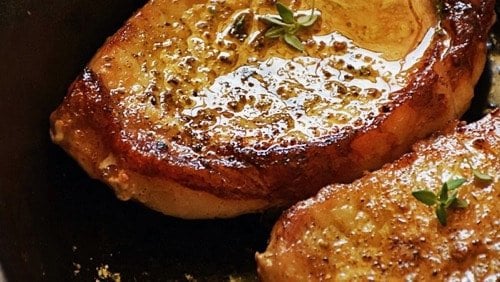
[0,1,497,281]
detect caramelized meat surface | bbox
[50,0,495,218]
[257,111,500,281]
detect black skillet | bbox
[0,1,498,281]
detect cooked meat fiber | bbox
[50,0,495,218]
[256,110,500,281]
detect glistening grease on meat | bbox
[50,0,495,218]
[257,110,500,281]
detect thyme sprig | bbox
[412,178,468,226]
[473,170,493,182]
[464,158,494,182]
[260,1,319,51]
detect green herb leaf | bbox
[285,25,300,35]
[260,0,318,51]
[412,190,437,206]
[451,198,468,209]
[473,170,493,182]
[413,176,470,227]
[436,204,447,226]
[259,1,319,51]
[297,0,318,27]
[276,3,295,24]
[265,26,285,38]
[445,190,458,208]
[297,15,318,27]
[446,178,466,190]
[439,182,448,202]
[260,15,291,27]
[283,33,304,51]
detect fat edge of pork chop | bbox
[50,0,495,218]
[257,110,500,281]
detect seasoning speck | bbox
[96,265,121,282]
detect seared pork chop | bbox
[50,0,495,218]
[256,110,500,281]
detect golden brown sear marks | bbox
[257,111,500,281]
[50,0,495,218]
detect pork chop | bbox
[256,110,500,281]
[50,0,495,218]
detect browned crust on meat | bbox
[50,70,270,218]
[256,110,500,281]
[50,0,496,218]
